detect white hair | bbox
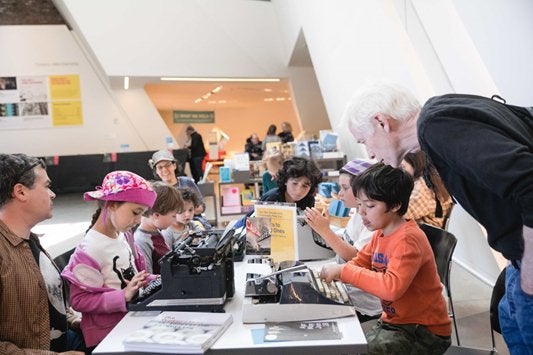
[341,83,421,135]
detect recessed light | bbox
[161,77,280,83]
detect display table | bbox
[93,258,367,354]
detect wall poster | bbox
[0,74,83,129]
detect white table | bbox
[93,258,367,354]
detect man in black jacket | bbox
[244,133,263,161]
[342,83,533,353]
[185,125,207,182]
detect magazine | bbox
[264,320,341,342]
[123,311,233,354]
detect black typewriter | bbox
[242,258,355,323]
[128,229,236,312]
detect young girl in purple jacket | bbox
[62,171,157,350]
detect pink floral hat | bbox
[84,170,156,208]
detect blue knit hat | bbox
[339,159,373,176]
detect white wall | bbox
[273,0,433,160]
[58,0,289,79]
[452,0,533,105]
[0,25,174,156]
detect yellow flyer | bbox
[254,202,297,262]
[49,75,81,100]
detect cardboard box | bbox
[329,216,350,228]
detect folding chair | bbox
[53,247,75,271]
[489,268,505,351]
[419,223,460,346]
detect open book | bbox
[123,311,233,354]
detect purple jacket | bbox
[61,245,156,347]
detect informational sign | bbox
[173,110,215,124]
[0,74,83,129]
[254,202,297,262]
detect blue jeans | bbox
[498,263,533,355]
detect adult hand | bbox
[521,225,533,295]
[319,263,343,283]
[124,270,148,302]
[304,207,331,236]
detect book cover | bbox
[264,320,341,342]
[281,142,296,158]
[219,166,232,183]
[241,189,255,205]
[245,216,272,254]
[308,140,323,159]
[295,141,310,158]
[254,202,297,262]
[123,311,233,354]
[265,141,282,155]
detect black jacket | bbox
[189,131,206,158]
[418,94,533,260]
[245,137,263,161]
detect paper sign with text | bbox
[254,202,297,262]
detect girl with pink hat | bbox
[61,171,157,350]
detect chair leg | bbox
[448,291,460,346]
[490,329,496,352]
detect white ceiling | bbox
[143,79,292,111]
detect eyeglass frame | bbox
[155,161,175,171]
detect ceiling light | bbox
[161,77,280,83]
[123,76,129,90]
[212,86,223,93]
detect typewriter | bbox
[242,258,355,323]
[128,229,236,312]
[295,215,336,260]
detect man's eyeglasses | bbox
[156,162,175,171]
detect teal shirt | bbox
[261,171,278,195]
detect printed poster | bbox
[254,202,297,262]
[0,74,83,129]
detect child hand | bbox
[124,270,148,302]
[319,263,343,283]
[304,207,330,235]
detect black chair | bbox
[53,247,75,272]
[489,268,505,350]
[419,223,460,346]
